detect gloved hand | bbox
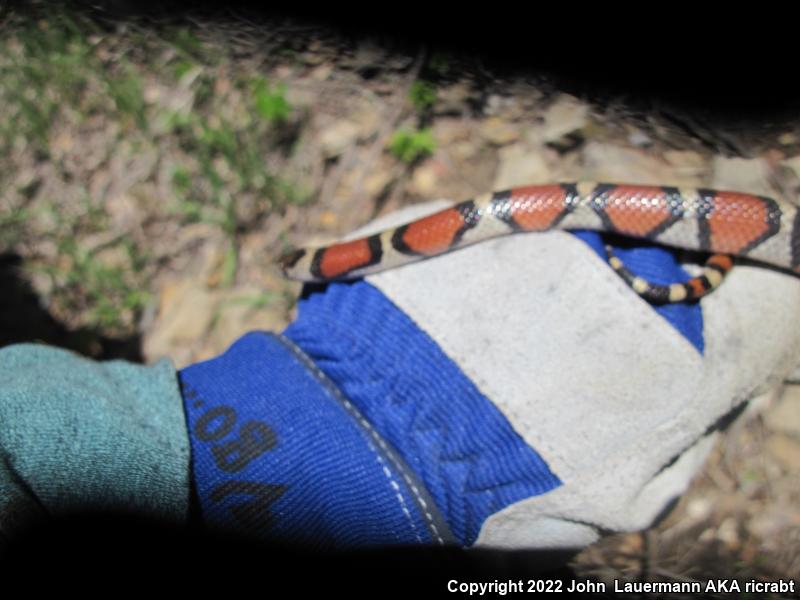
[178,199,800,550]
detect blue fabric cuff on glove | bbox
[179,331,456,547]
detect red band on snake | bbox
[279,182,800,303]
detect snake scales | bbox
[279,182,800,303]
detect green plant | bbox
[37,237,150,333]
[170,27,207,63]
[105,65,147,130]
[167,88,302,286]
[389,128,436,164]
[409,80,437,113]
[252,78,291,123]
[172,59,195,80]
[0,13,96,153]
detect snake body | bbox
[279,182,800,302]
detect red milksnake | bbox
[279,182,800,303]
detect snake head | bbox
[277,248,307,275]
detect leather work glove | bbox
[178,198,800,550]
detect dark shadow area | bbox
[0,253,143,361]
[0,510,601,597]
[6,1,799,131]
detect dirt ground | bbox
[1,3,799,595]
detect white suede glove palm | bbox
[338,199,800,549]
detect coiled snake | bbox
[279,182,800,303]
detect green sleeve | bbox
[0,343,191,542]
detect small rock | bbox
[143,84,161,103]
[309,64,334,81]
[716,517,740,547]
[748,505,799,539]
[686,497,713,521]
[410,158,450,196]
[663,150,708,175]
[764,385,800,436]
[106,191,142,232]
[354,107,382,141]
[363,170,393,198]
[13,167,40,194]
[203,244,233,289]
[582,142,683,184]
[493,144,552,189]
[766,434,800,470]
[93,244,131,271]
[372,80,396,96]
[542,95,589,143]
[616,532,643,554]
[764,148,785,168]
[410,167,437,197]
[483,94,506,117]
[303,51,326,67]
[213,75,231,97]
[50,130,74,155]
[284,86,316,108]
[433,118,471,146]
[627,129,652,147]
[144,280,215,361]
[349,39,386,74]
[450,141,479,161]
[479,117,520,146]
[483,94,520,119]
[434,82,473,116]
[302,40,326,65]
[208,290,288,355]
[319,120,360,159]
[319,210,339,230]
[711,156,773,195]
[746,385,782,418]
[545,132,584,154]
[698,527,715,543]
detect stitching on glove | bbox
[276,334,449,545]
